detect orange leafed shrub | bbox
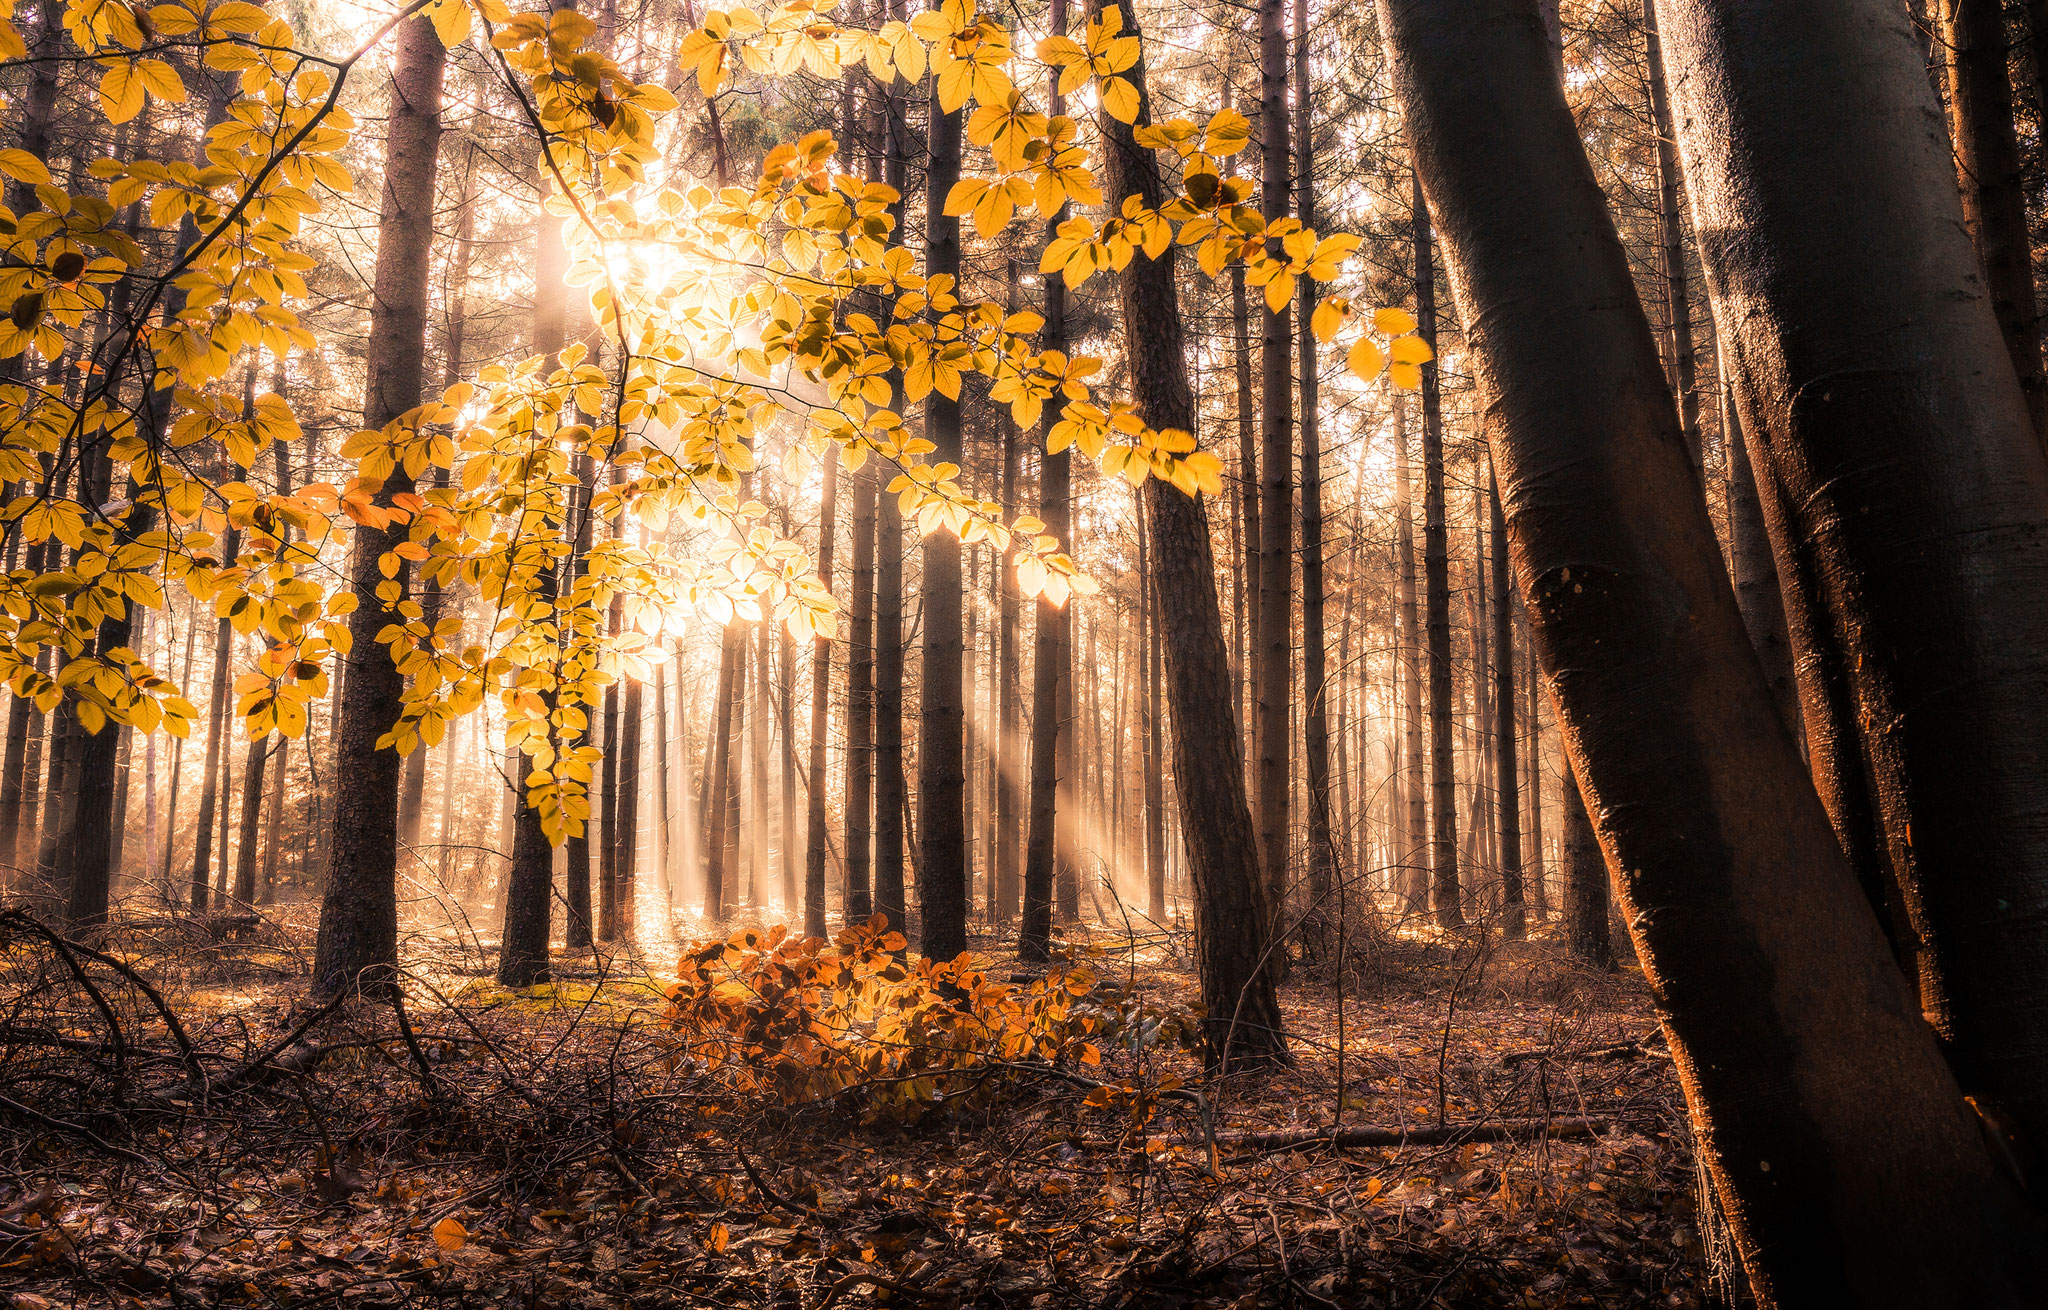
[660,916,1200,1123]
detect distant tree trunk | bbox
[1255,0,1295,939]
[1559,769,1607,966]
[872,62,909,933]
[314,14,446,995]
[910,65,967,928]
[994,301,1022,922]
[1228,79,1259,767]
[1489,474,1523,938]
[916,44,969,956]
[1139,508,1166,921]
[844,450,876,924]
[615,658,643,938]
[231,738,269,906]
[0,541,48,874]
[1394,407,1427,915]
[190,534,240,909]
[805,447,839,938]
[1092,0,1287,1068]
[1723,374,1798,737]
[1384,3,2045,1303]
[1640,0,1700,469]
[497,18,573,988]
[1019,0,1073,963]
[703,625,739,920]
[562,453,597,948]
[1939,0,2046,440]
[1661,0,2048,1157]
[1413,174,1461,929]
[1295,0,1336,936]
[1521,632,1546,917]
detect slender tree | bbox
[1412,173,1460,929]
[1091,0,1287,1067]
[313,14,448,994]
[805,447,839,937]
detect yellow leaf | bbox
[1374,306,1418,335]
[1347,337,1384,382]
[1101,76,1140,125]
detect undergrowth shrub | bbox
[660,915,1202,1123]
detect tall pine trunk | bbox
[1295,0,1336,934]
[805,447,839,937]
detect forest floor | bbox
[0,902,1731,1309]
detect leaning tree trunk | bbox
[1939,0,2046,441]
[313,14,446,995]
[1660,0,2048,1155]
[1640,0,1699,469]
[1091,0,1287,1069]
[1384,1,2046,1305]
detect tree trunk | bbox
[703,624,739,920]
[1384,2,2045,1302]
[1940,0,2047,440]
[994,302,1022,923]
[1412,173,1461,929]
[1019,0,1073,962]
[805,446,839,938]
[1489,474,1523,938]
[844,449,876,923]
[190,534,239,909]
[1091,0,1287,1068]
[1255,0,1294,939]
[1295,0,1336,938]
[313,14,446,995]
[1559,772,1607,966]
[1661,0,2048,1155]
[1640,0,1700,469]
[915,43,968,960]
[1394,406,1427,915]
[1722,371,1798,737]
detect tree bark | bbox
[1295,0,1336,937]
[1640,0,1700,469]
[806,447,839,938]
[1661,0,2048,1154]
[1091,0,1287,1068]
[1384,1,2046,1302]
[916,42,968,961]
[314,14,446,994]
[1019,0,1073,963]
[1940,0,2047,441]
[1394,406,1427,915]
[1489,473,1523,938]
[1412,174,1460,929]
[1722,372,1797,737]
[1255,0,1294,939]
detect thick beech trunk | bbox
[1660,0,2048,1155]
[314,15,446,994]
[1091,0,1286,1068]
[1384,1,2045,1303]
